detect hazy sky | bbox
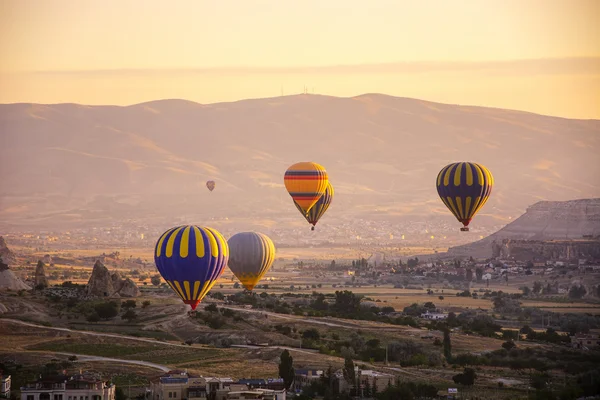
[1,0,599,118]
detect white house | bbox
[20,373,115,400]
[420,311,448,320]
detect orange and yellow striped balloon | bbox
[284,162,328,214]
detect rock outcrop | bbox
[0,237,16,265]
[0,257,31,291]
[119,278,141,297]
[34,260,49,288]
[446,198,600,258]
[86,260,140,297]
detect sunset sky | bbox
[1,0,599,118]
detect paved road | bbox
[50,351,170,372]
[1,318,317,355]
[2,318,192,348]
[213,305,368,329]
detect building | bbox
[226,389,286,400]
[1,374,10,399]
[571,333,600,350]
[358,370,394,394]
[151,371,283,400]
[293,369,323,392]
[420,311,448,320]
[20,373,115,400]
[236,380,284,391]
[334,368,395,395]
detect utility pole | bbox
[385,343,389,366]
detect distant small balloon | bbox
[206,180,216,192]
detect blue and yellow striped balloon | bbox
[436,162,494,231]
[154,225,229,310]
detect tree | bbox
[302,328,320,341]
[150,275,161,286]
[278,350,295,390]
[443,328,452,361]
[343,356,356,394]
[466,268,473,281]
[142,300,151,308]
[363,380,371,397]
[233,282,240,289]
[121,300,137,309]
[122,309,137,322]
[94,301,119,319]
[86,312,100,323]
[453,367,476,386]
[205,303,219,313]
[424,301,436,310]
[533,281,543,294]
[439,295,445,301]
[333,290,362,314]
[115,387,127,400]
[522,286,531,296]
[475,267,483,282]
[569,285,587,299]
[502,340,516,351]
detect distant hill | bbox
[1,94,599,229]
[443,198,600,258]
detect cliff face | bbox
[446,198,600,258]
[495,199,600,240]
[492,239,600,261]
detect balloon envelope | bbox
[436,162,494,231]
[284,162,328,214]
[294,182,334,230]
[227,232,276,291]
[206,181,216,192]
[154,225,228,310]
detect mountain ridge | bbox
[1,93,599,231]
[4,93,600,121]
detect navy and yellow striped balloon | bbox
[154,225,229,310]
[436,162,494,231]
[294,182,334,230]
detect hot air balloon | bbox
[436,162,494,231]
[206,181,216,192]
[294,182,334,230]
[154,225,228,310]
[284,162,328,215]
[227,232,276,291]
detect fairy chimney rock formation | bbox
[86,260,140,297]
[35,260,49,289]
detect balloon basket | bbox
[460,227,469,232]
[187,310,197,317]
[311,226,315,231]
